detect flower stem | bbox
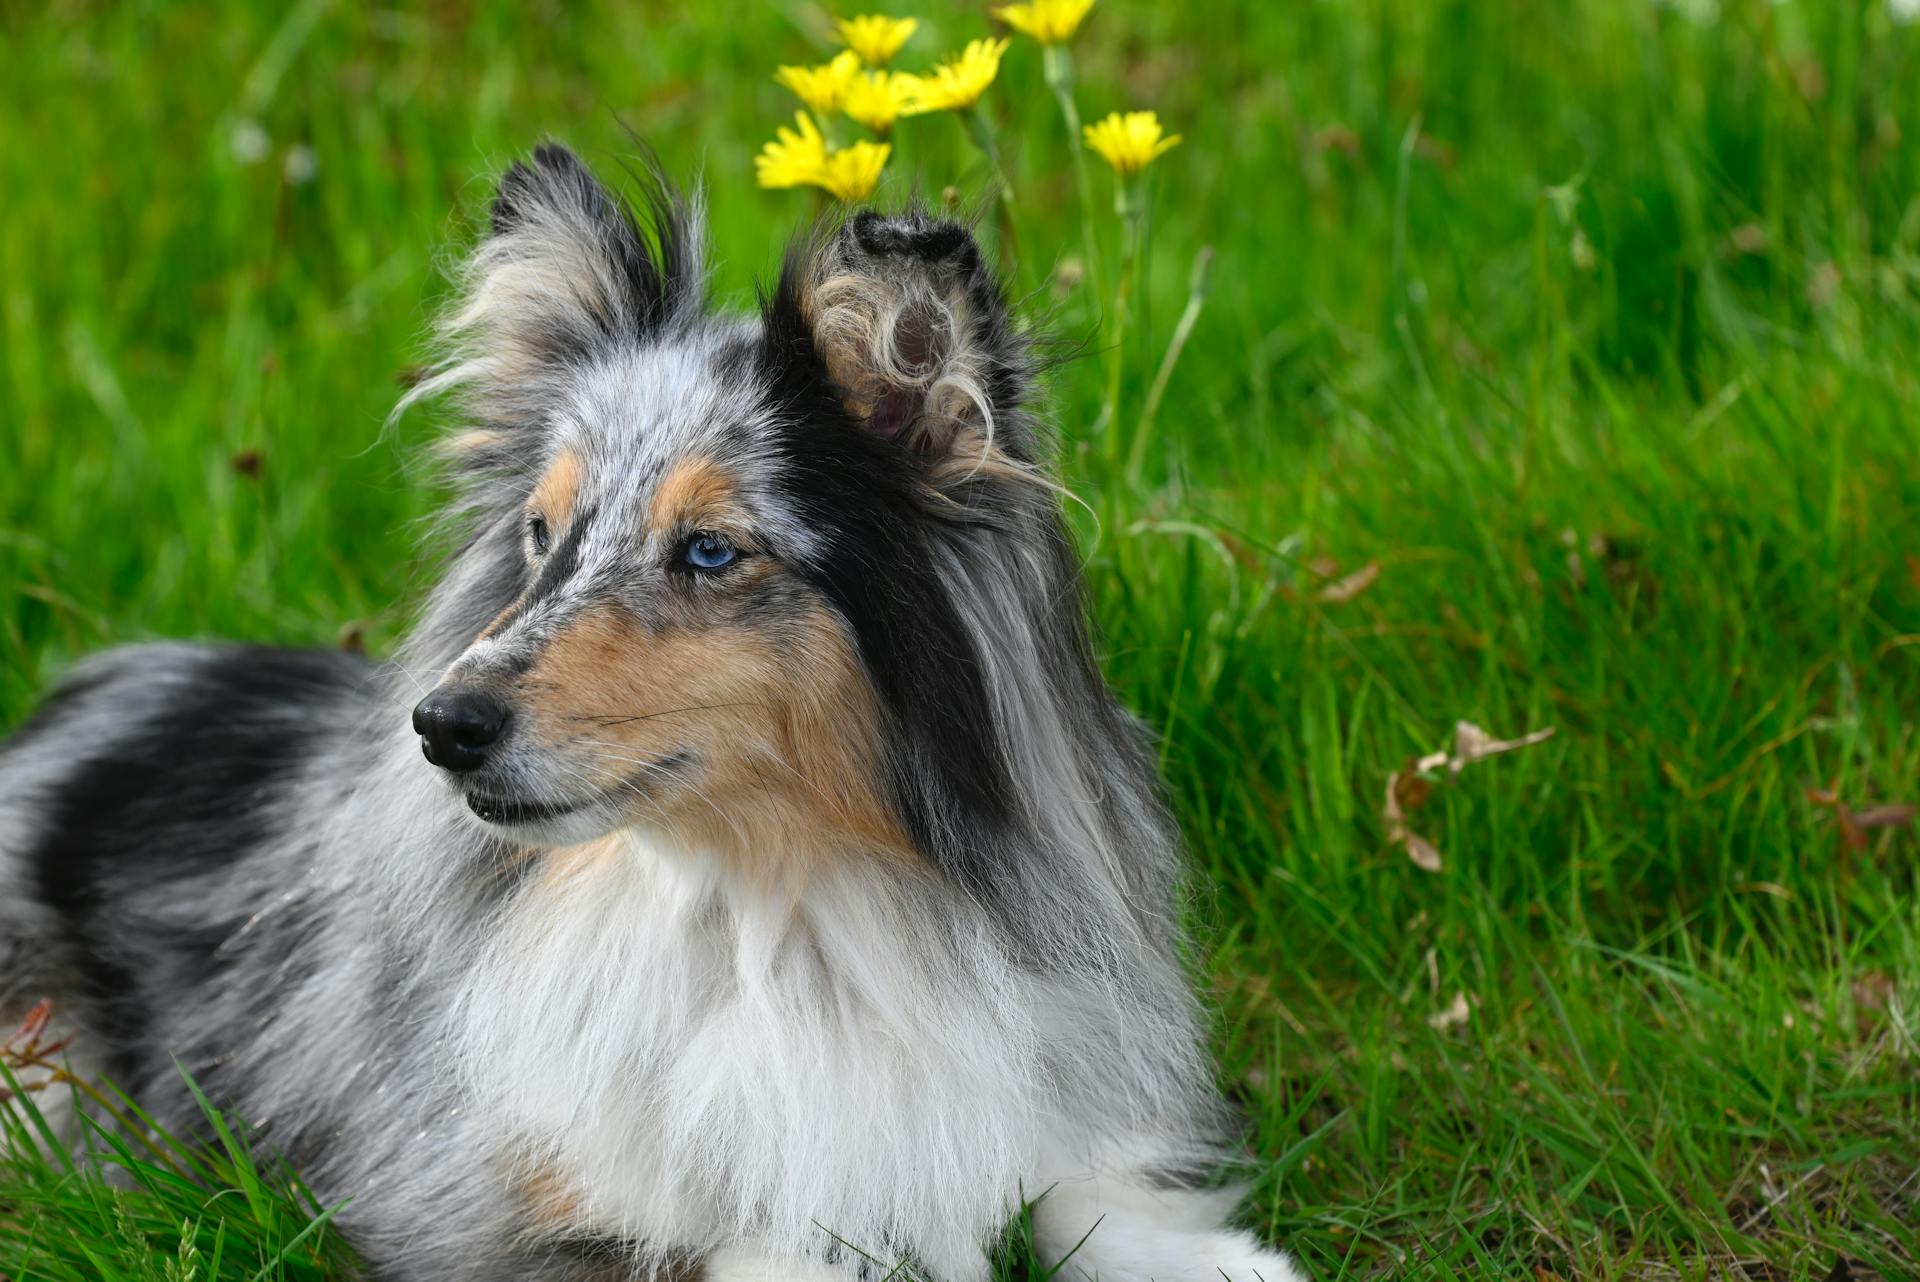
[1102,174,1143,461]
[1043,44,1103,299]
[963,105,1019,265]
[1128,245,1213,483]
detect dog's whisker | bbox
[562,701,764,726]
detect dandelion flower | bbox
[902,37,1010,115]
[820,140,891,201]
[1083,110,1182,175]
[843,70,919,134]
[992,0,1094,44]
[775,49,862,115]
[755,112,831,189]
[755,112,888,202]
[837,14,919,65]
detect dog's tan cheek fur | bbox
[522,605,911,878]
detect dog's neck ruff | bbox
[449,828,1043,1274]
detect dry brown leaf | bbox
[1383,767,1444,873]
[1318,560,1381,604]
[1852,972,1894,1011]
[1426,990,1472,1031]
[1806,784,1916,855]
[1451,721,1557,773]
[1313,124,1361,155]
[1383,723,1554,875]
[1405,831,1443,873]
[1852,804,1917,830]
[7,998,52,1049]
[1392,768,1434,815]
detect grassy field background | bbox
[4,0,1919,1278]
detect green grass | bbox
[3,0,1919,1277]
[0,1060,354,1280]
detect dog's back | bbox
[0,643,375,1112]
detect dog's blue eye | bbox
[527,514,551,556]
[683,533,737,571]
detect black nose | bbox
[412,690,510,773]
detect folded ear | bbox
[765,211,1037,470]
[402,143,703,436]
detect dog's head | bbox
[400,144,1079,884]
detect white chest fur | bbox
[451,838,1046,1278]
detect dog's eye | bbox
[527,515,551,556]
[682,533,738,572]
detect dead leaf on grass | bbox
[1384,722,1557,872]
[1317,560,1380,604]
[1452,721,1557,773]
[1427,990,1473,1031]
[1806,784,1916,855]
[1404,830,1443,873]
[1852,972,1895,1011]
[1852,804,1917,830]
[1384,761,1444,872]
[6,998,53,1049]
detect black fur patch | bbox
[525,501,597,606]
[757,248,1019,901]
[22,646,371,1088]
[848,209,973,266]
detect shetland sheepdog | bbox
[0,144,1302,1282]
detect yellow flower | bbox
[775,49,862,115]
[843,70,919,134]
[1083,110,1183,175]
[755,112,831,190]
[754,112,889,202]
[902,37,1010,115]
[837,14,919,65]
[992,0,1094,44]
[820,140,891,201]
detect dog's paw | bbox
[702,1244,853,1282]
[1050,1228,1307,1282]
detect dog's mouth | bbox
[463,792,583,825]
[461,752,692,828]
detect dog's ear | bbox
[409,144,702,433]
[765,212,1037,472]
[479,143,701,353]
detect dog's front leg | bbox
[1029,1138,1307,1282]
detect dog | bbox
[0,144,1303,1282]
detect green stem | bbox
[1127,245,1213,484]
[962,105,1017,206]
[1043,44,1103,299]
[1102,174,1143,460]
[963,105,1018,264]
